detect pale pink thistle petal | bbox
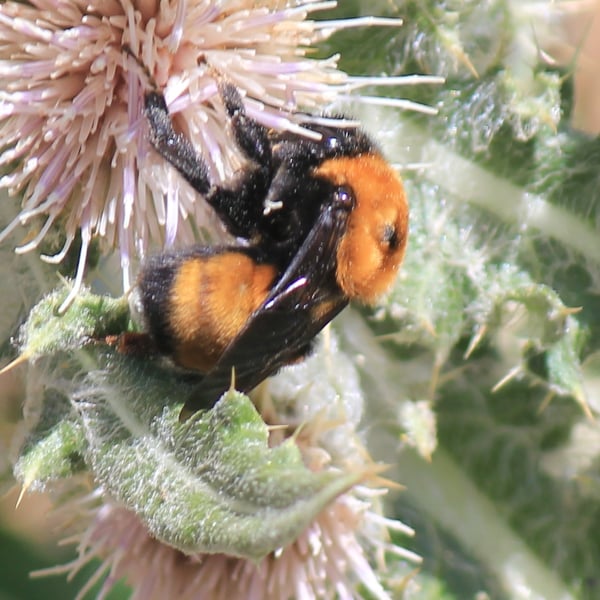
[41,229,74,263]
[14,212,57,254]
[36,475,416,600]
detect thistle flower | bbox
[0,0,438,310]
[36,449,418,600]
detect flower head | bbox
[0,0,435,309]
[37,455,418,600]
[18,326,420,599]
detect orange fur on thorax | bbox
[314,153,408,303]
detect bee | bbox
[134,82,408,420]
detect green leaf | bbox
[10,288,366,562]
[75,351,363,560]
[17,287,130,362]
[14,387,86,490]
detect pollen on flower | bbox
[0,0,438,309]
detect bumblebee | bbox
[136,83,408,420]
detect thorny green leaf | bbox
[9,287,365,561]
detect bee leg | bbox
[143,86,271,239]
[106,332,158,356]
[218,82,271,165]
[144,91,211,195]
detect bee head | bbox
[314,153,408,303]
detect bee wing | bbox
[180,200,350,420]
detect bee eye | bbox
[333,185,354,209]
[382,223,400,250]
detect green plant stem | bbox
[338,309,575,600]
[396,447,575,600]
